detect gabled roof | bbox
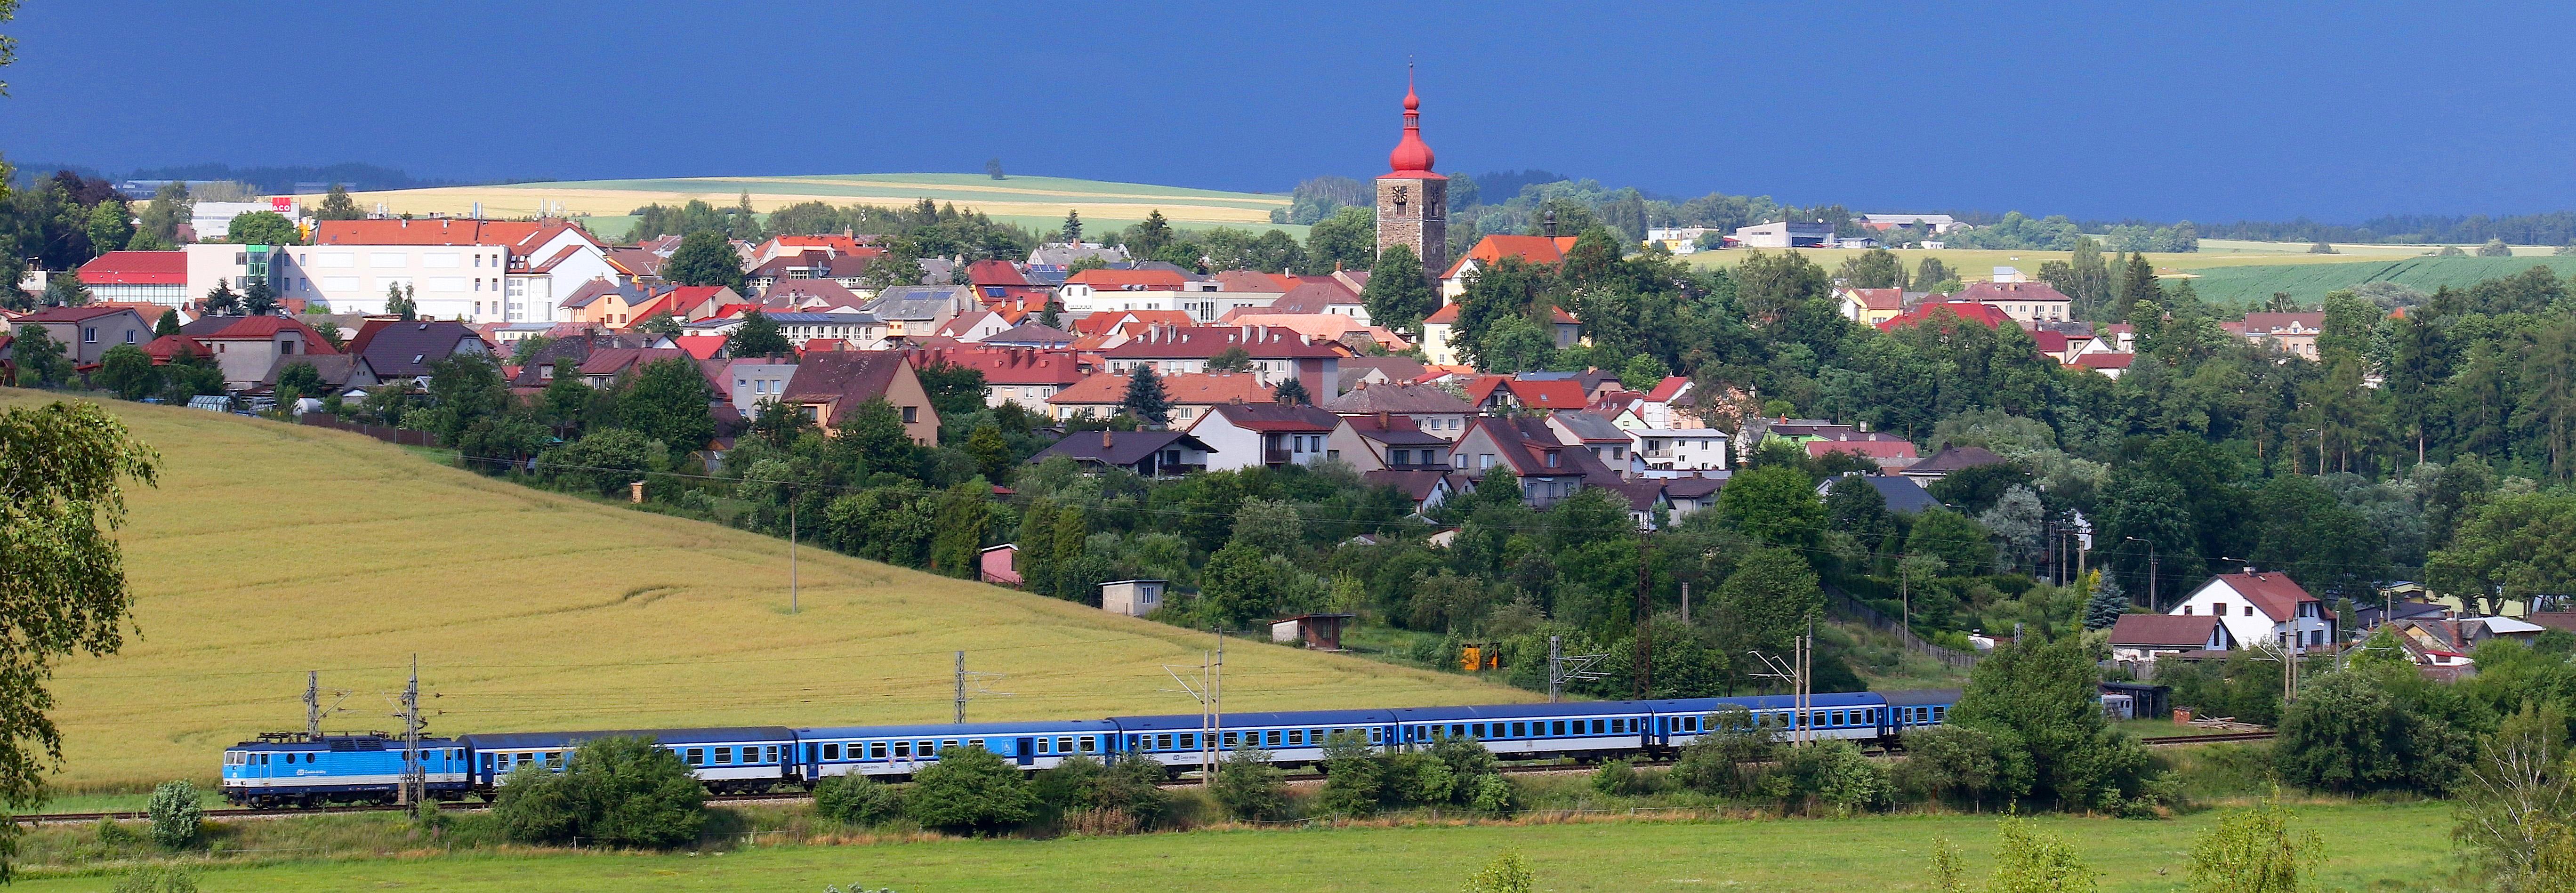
[1642,376,1692,402]
[1362,469,1468,502]
[1550,410,1627,443]
[1463,376,1587,410]
[578,347,696,377]
[17,305,141,323]
[1466,416,1612,479]
[764,279,861,309]
[1423,304,1460,325]
[1822,473,1940,513]
[909,346,1087,386]
[1030,430,1214,467]
[671,335,728,360]
[2240,312,2328,336]
[965,259,1031,287]
[1071,310,1195,336]
[2207,572,2320,621]
[1838,287,1905,311]
[1199,402,1341,433]
[2111,614,2228,648]
[2073,352,2135,370]
[1878,301,2015,332]
[258,353,374,389]
[560,277,660,309]
[1050,372,1276,406]
[1440,234,1580,280]
[78,250,186,284]
[140,334,208,363]
[1211,270,1297,293]
[1341,412,1449,447]
[1099,325,1344,360]
[982,322,1077,346]
[357,320,484,377]
[1322,381,1473,415]
[780,351,914,408]
[1067,268,1188,290]
[1599,479,1669,513]
[313,218,572,248]
[200,315,342,352]
[1956,281,2072,305]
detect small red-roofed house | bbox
[1461,376,1588,413]
[1438,234,1579,298]
[195,314,340,387]
[671,335,729,361]
[2072,352,2135,379]
[1877,301,2015,333]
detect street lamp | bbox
[2123,536,2158,610]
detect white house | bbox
[288,218,617,323]
[1628,428,1731,477]
[1184,403,1341,472]
[2170,571,2335,652]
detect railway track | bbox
[2140,731,2276,746]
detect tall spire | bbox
[1387,63,1436,175]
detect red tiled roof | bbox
[2110,614,2223,648]
[1840,287,1904,311]
[1643,376,1691,402]
[965,259,1031,287]
[2211,572,2318,622]
[672,335,728,360]
[1464,376,1586,410]
[2073,353,2135,370]
[1099,326,1343,359]
[200,315,342,353]
[77,250,186,285]
[1956,281,2072,305]
[1050,371,1276,406]
[578,347,695,376]
[1067,268,1188,290]
[1877,301,2015,332]
[909,346,1087,386]
[314,219,546,247]
[1199,402,1341,433]
[18,305,139,323]
[1440,234,1579,280]
[140,334,207,363]
[2029,330,2070,353]
[1424,304,1460,324]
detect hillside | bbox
[299,173,1294,241]
[2174,254,2576,306]
[2,391,1524,791]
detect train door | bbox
[1015,738,1035,767]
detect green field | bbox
[0,391,1523,792]
[13,801,2459,892]
[2173,255,2576,306]
[300,173,1294,239]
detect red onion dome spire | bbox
[1387,69,1435,175]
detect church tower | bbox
[1375,71,1448,276]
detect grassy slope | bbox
[14,801,2457,892]
[300,173,1294,235]
[2,391,1524,791]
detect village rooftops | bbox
[1097,325,1344,359]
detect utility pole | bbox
[1633,535,1652,698]
[1212,628,1222,787]
[1163,629,1224,789]
[305,671,320,738]
[954,651,966,724]
[1546,634,1608,704]
[790,494,799,615]
[400,655,422,808]
[1680,583,1690,625]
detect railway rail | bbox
[24,733,2269,826]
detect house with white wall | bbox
[2169,571,2335,652]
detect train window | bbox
[258,753,270,765]
[942,740,959,752]
[1222,732,1239,748]
[1058,736,1074,753]
[1180,733,1197,750]
[920,740,935,755]
[1369,728,1383,744]
[683,748,703,765]
[1471,723,1487,738]
[894,741,911,758]
[1447,724,1463,738]
[1508,722,1524,738]
[1830,711,1844,727]
[966,740,983,753]
[714,748,733,765]
[1080,736,1097,753]
[1036,739,1051,755]
[1264,730,1280,747]
[1287,730,1302,746]
[1590,719,1604,734]
[1312,729,1325,743]
[546,752,563,768]
[1549,721,1564,736]
[1932,707,1946,720]
[824,744,840,760]
[1153,733,1171,751]
[869,742,886,759]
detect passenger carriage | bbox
[1389,701,1654,760]
[1650,693,1892,749]
[792,720,1120,781]
[457,727,797,795]
[218,732,470,807]
[1876,688,1962,740]
[1108,708,1397,771]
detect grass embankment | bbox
[296,173,1294,238]
[0,391,1526,793]
[11,800,2459,892]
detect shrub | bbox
[2188,795,2323,893]
[1671,707,1778,797]
[145,780,202,849]
[2274,662,2478,795]
[1467,772,1518,816]
[1893,725,2004,807]
[814,773,904,826]
[1213,747,1288,821]
[1461,850,1534,893]
[1032,755,1169,830]
[906,745,1039,834]
[1783,740,1888,815]
[491,735,707,847]
[1591,758,1650,797]
[112,865,197,893]
[1316,732,1385,817]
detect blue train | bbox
[218,689,1958,807]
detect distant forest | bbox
[7,161,448,193]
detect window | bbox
[715,747,733,764]
[82,327,97,343]
[1057,736,1073,754]
[870,742,887,759]
[1592,719,1606,734]
[902,406,918,423]
[1510,722,1527,737]
[894,741,911,757]
[125,330,137,344]
[823,743,841,760]
[1156,733,1174,751]
[1266,730,1282,747]
[1223,732,1239,748]
[686,748,705,765]
[1551,721,1566,736]
[2244,605,2255,617]
[2182,606,2192,615]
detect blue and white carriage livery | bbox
[218,734,470,806]
[1109,708,1396,768]
[1390,701,1653,759]
[794,720,1121,780]
[1650,692,1893,746]
[458,727,797,793]
[219,690,1968,805]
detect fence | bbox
[1824,585,1981,670]
[298,414,442,448]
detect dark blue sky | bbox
[5,1,2571,223]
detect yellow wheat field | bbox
[1,391,1522,792]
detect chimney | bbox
[1377,411,1392,428]
[2244,566,2259,575]
[1102,429,1115,448]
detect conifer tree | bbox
[1121,365,1171,427]
[2083,575,2127,630]
[1061,209,1083,243]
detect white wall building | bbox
[2169,571,2337,652]
[280,219,617,323]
